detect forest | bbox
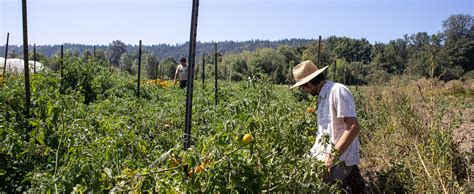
[2,14,472,85]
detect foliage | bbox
[144,53,160,79]
[1,14,472,192]
[1,56,471,192]
[2,14,472,85]
[108,40,127,67]
[0,63,334,192]
[357,77,471,192]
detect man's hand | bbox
[324,154,334,174]
[324,154,334,167]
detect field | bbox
[0,58,472,192]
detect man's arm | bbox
[325,117,360,168]
[335,117,360,155]
[332,86,360,156]
[173,66,179,84]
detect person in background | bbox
[289,60,366,193]
[174,57,188,89]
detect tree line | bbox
[2,14,472,84]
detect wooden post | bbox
[184,0,200,152]
[356,64,359,90]
[183,0,200,179]
[348,65,352,85]
[93,45,96,58]
[3,32,9,76]
[137,40,142,98]
[33,43,36,73]
[343,65,346,85]
[60,45,63,79]
[155,60,159,79]
[22,0,30,117]
[202,54,205,89]
[160,60,163,78]
[317,35,321,67]
[214,42,218,107]
[195,57,199,80]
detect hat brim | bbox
[289,65,328,89]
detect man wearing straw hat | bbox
[290,60,366,193]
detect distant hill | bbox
[0,38,315,60]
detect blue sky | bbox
[1,0,473,45]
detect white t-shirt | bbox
[310,81,360,166]
[176,64,188,81]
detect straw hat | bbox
[289,60,328,89]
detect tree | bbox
[383,38,408,74]
[222,53,248,81]
[162,57,177,79]
[247,48,285,81]
[82,49,93,60]
[144,53,159,79]
[326,36,371,64]
[10,49,18,58]
[442,14,474,73]
[94,49,107,62]
[277,45,300,84]
[277,45,300,65]
[406,32,432,77]
[443,14,473,44]
[120,52,136,74]
[28,51,49,69]
[108,40,127,67]
[301,41,330,67]
[326,36,353,62]
[353,38,372,63]
[428,34,450,78]
[409,32,431,48]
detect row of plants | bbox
[0,57,471,192]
